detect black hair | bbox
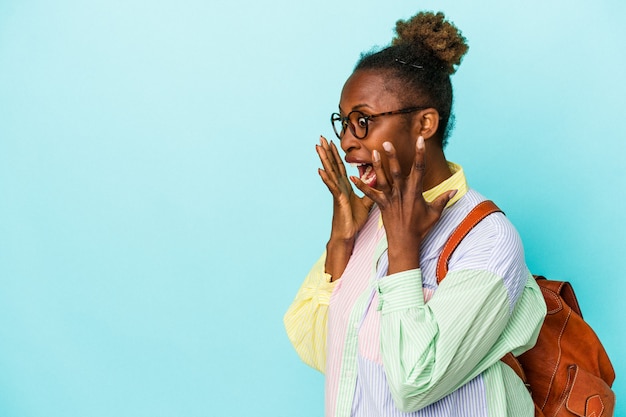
[354,12,468,147]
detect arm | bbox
[284,252,337,373]
[284,136,373,372]
[376,215,547,412]
[316,136,373,280]
[377,268,544,411]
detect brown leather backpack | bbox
[436,200,616,417]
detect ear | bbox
[411,108,440,141]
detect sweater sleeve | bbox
[284,252,338,374]
[376,268,545,412]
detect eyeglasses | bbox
[330,107,426,140]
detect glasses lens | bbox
[349,112,368,139]
[331,113,345,139]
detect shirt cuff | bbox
[307,253,338,302]
[319,271,337,288]
[377,268,424,313]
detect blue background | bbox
[1,0,624,416]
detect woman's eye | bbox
[357,117,368,128]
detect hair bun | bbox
[392,11,468,74]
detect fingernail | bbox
[383,142,392,152]
[417,136,425,150]
[449,189,458,199]
[373,150,380,162]
[320,136,323,145]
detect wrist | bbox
[386,241,420,275]
[325,238,355,281]
[326,237,355,257]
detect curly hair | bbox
[354,11,469,147]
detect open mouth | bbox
[351,163,377,188]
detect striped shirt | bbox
[284,163,546,417]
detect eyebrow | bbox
[338,103,374,114]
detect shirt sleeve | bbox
[284,252,338,374]
[376,268,545,412]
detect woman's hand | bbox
[351,137,456,275]
[316,136,374,279]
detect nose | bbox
[340,130,361,153]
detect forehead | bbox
[339,70,402,112]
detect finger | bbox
[382,141,403,185]
[430,189,458,216]
[316,144,341,185]
[330,140,348,178]
[360,194,375,210]
[370,149,391,193]
[408,136,426,193]
[350,175,384,206]
[318,168,342,198]
[319,136,337,172]
[320,136,342,177]
[319,134,331,150]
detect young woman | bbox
[284,11,546,417]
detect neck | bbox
[423,146,452,191]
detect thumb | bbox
[430,189,458,215]
[361,194,375,210]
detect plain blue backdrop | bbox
[1,1,623,416]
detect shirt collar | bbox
[423,162,468,206]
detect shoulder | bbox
[448,190,524,276]
[442,190,528,306]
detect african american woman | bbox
[285,11,546,417]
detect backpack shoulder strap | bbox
[436,200,503,284]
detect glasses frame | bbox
[330,106,427,140]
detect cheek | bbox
[395,141,417,175]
